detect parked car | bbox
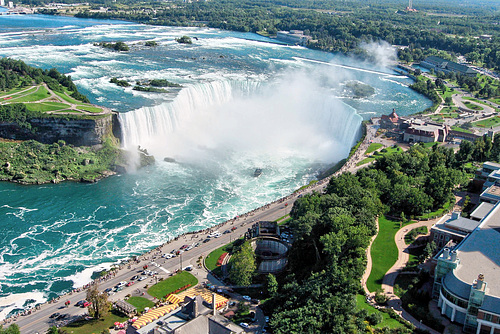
[126,281,135,287]
[242,295,251,301]
[203,238,211,243]
[131,275,139,280]
[138,276,147,281]
[184,265,193,271]
[83,301,91,307]
[75,300,85,307]
[223,229,231,234]
[186,245,194,251]
[49,312,60,319]
[239,323,249,328]
[104,288,113,293]
[180,244,189,250]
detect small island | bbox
[132,79,183,93]
[175,36,192,44]
[343,80,375,98]
[110,77,131,87]
[94,41,130,52]
[144,40,158,47]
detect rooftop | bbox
[454,202,500,312]
[480,185,500,201]
[444,216,481,233]
[470,202,495,220]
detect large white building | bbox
[433,202,500,333]
[276,30,311,46]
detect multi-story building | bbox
[421,56,477,77]
[432,202,500,333]
[276,30,311,46]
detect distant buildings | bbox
[420,56,477,77]
[0,0,5,7]
[379,109,450,143]
[432,202,500,333]
[276,30,311,46]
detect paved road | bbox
[12,182,320,333]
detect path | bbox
[361,217,378,296]
[381,218,444,334]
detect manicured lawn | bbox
[367,215,411,292]
[451,126,473,134]
[357,157,375,166]
[472,116,500,128]
[25,102,68,112]
[127,296,155,313]
[61,310,128,334]
[205,239,240,272]
[404,226,428,245]
[356,294,406,329]
[436,86,456,99]
[365,143,383,155]
[7,86,50,103]
[147,271,198,299]
[418,200,452,220]
[54,90,81,104]
[463,101,483,111]
[0,85,34,98]
[77,105,104,113]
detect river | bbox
[0,13,432,319]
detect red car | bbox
[180,245,189,250]
[83,301,91,307]
[126,281,135,287]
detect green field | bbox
[356,294,407,329]
[0,85,35,98]
[464,101,484,111]
[450,126,473,134]
[127,296,155,313]
[418,200,452,220]
[54,90,82,104]
[472,116,500,128]
[6,86,50,103]
[61,310,128,334]
[357,146,402,167]
[436,86,456,99]
[25,102,68,112]
[77,105,104,113]
[147,271,198,299]
[365,143,383,155]
[367,215,411,292]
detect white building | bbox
[0,0,5,7]
[7,1,13,8]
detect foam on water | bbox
[0,14,433,320]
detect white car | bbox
[242,295,251,301]
[162,253,173,259]
[138,276,147,281]
[239,323,249,329]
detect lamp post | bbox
[180,253,183,271]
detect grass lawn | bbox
[472,116,500,128]
[367,215,412,292]
[25,102,69,112]
[451,126,473,134]
[436,86,456,99]
[418,200,452,220]
[365,143,383,155]
[61,310,127,334]
[0,85,35,98]
[463,101,484,111]
[357,157,375,166]
[355,294,406,329]
[77,104,104,113]
[54,90,82,104]
[6,86,50,103]
[127,296,155,313]
[205,239,241,277]
[147,271,198,299]
[404,226,428,245]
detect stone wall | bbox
[0,113,120,146]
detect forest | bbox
[43,0,500,69]
[260,135,500,333]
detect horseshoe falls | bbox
[0,13,432,319]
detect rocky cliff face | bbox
[0,113,121,146]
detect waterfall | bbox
[118,77,362,163]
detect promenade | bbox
[10,121,380,334]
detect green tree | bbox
[229,241,256,286]
[0,324,20,334]
[86,284,111,319]
[265,273,279,297]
